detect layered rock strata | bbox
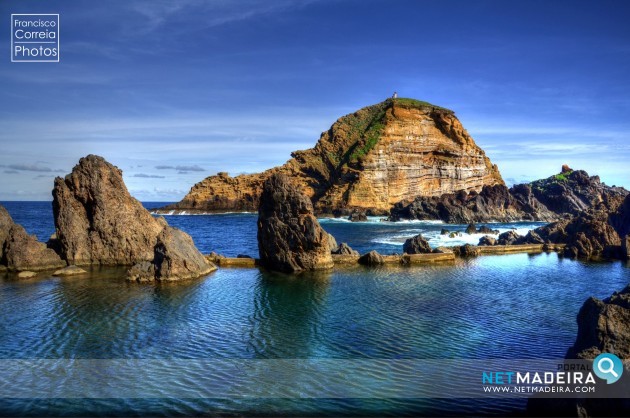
[159,98,504,215]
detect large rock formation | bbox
[390,168,628,223]
[402,234,432,254]
[159,98,504,215]
[257,173,334,273]
[528,287,630,416]
[0,205,65,272]
[53,155,214,281]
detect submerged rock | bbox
[53,265,87,276]
[402,234,432,254]
[358,250,385,266]
[17,271,37,279]
[477,225,499,234]
[257,173,333,273]
[53,155,214,281]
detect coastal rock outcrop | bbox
[528,286,630,416]
[389,168,627,223]
[159,98,504,215]
[0,204,65,272]
[402,234,432,254]
[257,173,333,273]
[52,155,214,281]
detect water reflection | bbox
[248,269,331,358]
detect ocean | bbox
[0,201,628,416]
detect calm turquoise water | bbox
[1,202,628,416]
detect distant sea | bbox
[0,201,628,416]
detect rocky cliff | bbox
[158,98,504,215]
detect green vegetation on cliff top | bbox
[391,97,451,112]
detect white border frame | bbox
[11,13,60,63]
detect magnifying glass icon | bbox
[597,357,619,377]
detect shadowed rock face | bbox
[53,155,214,281]
[257,173,333,273]
[159,98,504,215]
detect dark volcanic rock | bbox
[529,286,630,416]
[402,234,432,254]
[389,184,557,223]
[529,169,628,216]
[478,236,496,246]
[390,168,627,224]
[497,230,520,245]
[440,228,450,235]
[333,243,359,256]
[477,225,499,234]
[53,155,213,281]
[358,250,384,266]
[257,173,333,273]
[465,223,476,234]
[515,230,545,245]
[348,211,368,222]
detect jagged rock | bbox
[528,286,630,415]
[623,235,630,260]
[465,223,477,234]
[497,230,520,245]
[561,164,572,174]
[567,285,630,359]
[515,230,545,245]
[402,234,432,254]
[477,225,499,234]
[53,155,213,281]
[3,224,65,272]
[433,247,454,254]
[358,250,385,266]
[529,168,627,216]
[348,211,368,222]
[457,244,480,257]
[440,228,450,235]
[390,183,558,223]
[53,265,87,276]
[257,173,334,273]
[478,236,496,246]
[332,243,359,256]
[17,271,37,279]
[158,98,504,215]
[390,168,627,223]
[53,155,167,265]
[448,232,461,238]
[0,205,12,254]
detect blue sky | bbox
[1,0,629,201]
